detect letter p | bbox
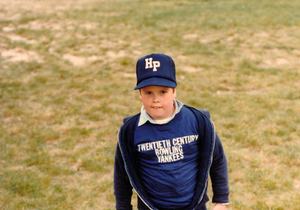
[152,61,160,71]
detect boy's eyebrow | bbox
[141,89,151,93]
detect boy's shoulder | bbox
[198,109,210,119]
[183,105,211,119]
[123,113,141,124]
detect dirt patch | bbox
[105,50,127,59]
[182,34,199,40]
[0,11,21,21]
[4,34,37,45]
[180,66,203,73]
[1,48,43,63]
[259,48,299,69]
[2,26,16,32]
[18,20,63,31]
[62,54,100,66]
[294,180,300,189]
[123,73,135,78]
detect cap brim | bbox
[134,77,177,90]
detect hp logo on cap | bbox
[145,58,160,71]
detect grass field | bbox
[0,0,299,209]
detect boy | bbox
[114,54,229,210]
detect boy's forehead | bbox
[141,86,175,91]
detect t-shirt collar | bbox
[138,99,184,126]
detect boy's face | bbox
[139,86,177,120]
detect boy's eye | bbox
[145,92,152,95]
[161,91,167,94]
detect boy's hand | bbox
[212,203,226,210]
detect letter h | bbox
[145,58,153,69]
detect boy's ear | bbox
[139,90,142,101]
[173,88,177,98]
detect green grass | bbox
[0,0,299,209]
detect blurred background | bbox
[0,0,299,209]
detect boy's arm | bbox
[114,143,133,210]
[210,134,230,205]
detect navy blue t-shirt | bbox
[134,106,200,208]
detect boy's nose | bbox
[153,95,160,103]
[153,98,160,103]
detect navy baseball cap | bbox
[134,53,177,90]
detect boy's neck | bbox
[138,99,183,126]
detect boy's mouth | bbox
[151,106,162,109]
